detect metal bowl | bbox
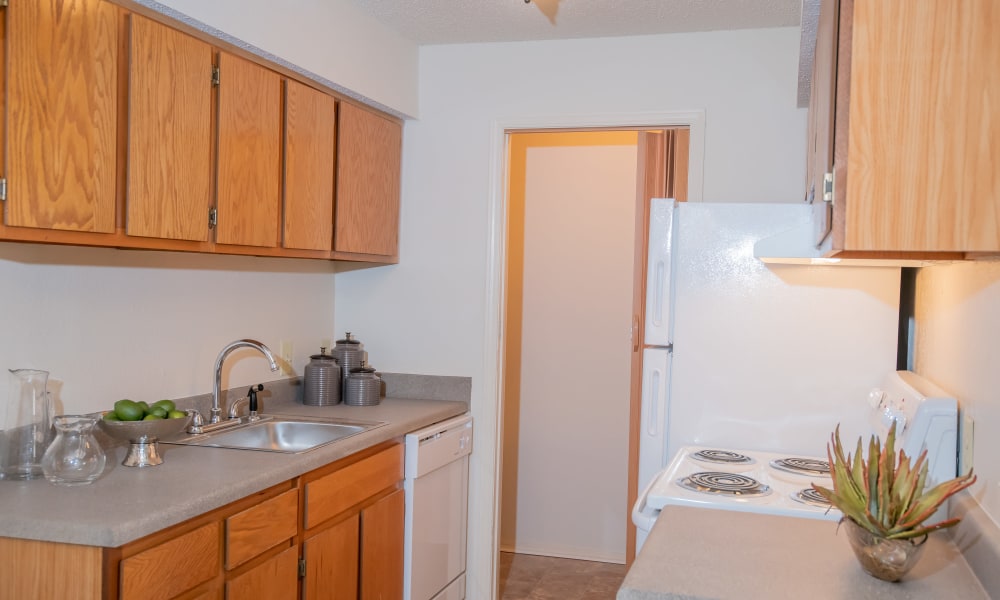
[99,412,193,467]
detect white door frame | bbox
[473,110,705,598]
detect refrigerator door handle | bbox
[652,260,665,327]
[644,199,674,346]
[645,367,661,437]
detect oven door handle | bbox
[631,471,662,530]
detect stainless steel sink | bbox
[162,415,384,454]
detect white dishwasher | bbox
[404,414,473,600]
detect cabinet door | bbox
[216,52,281,247]
[283,80,336,251]
[841,0,1000,252]
[126,14,213,241]
[226,545,298,600]
[302,515,360,600]
[5,0,117,233]
[335,103,401,256]
[806,0,839,245]
[360,489,404,600]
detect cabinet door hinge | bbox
[0,1,9,8]
[298,558,306,578]
[822,171,834,203]
[208,207,217,229]
[211,65,220,87]
[0,178,7,202]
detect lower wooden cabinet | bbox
[0,441,404,600]
[360,488,405,600]
[303,515,360,600]
[227,545,299,600]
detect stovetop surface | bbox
[647,445,842,521]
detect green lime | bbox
[114,399,144,422]
[148,406,168,419]
[167,410,187,419]
[137,401,150,414]
[103,411,121,421]
[152,399,176,413]
[142,414,164,420]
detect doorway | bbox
[498,127,690,589]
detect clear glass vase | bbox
[842,517,928,582]
[41,415,106,486]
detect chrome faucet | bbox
[210,339,279,424]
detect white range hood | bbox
[752,209,948,267]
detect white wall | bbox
[0,243,335,414]
[334,27,806,597]
[501,143,636,563]
[914,261,1000,527]
[152,0,419,117]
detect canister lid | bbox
[310,347,337,360]
[335,332,362,346]
[349,363,377,376]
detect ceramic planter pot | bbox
[842,518,928,582]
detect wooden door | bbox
[4,0,117,233]
[215,52,281,247]
[126,15,213,241]
[226,545,298,600]
[335,103,401,256]
[624,128,689,566]
[283,80,336,251]
[360,489,404,600]
[302,515,359,600]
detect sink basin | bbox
[162,415,384,454]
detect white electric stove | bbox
[632,371,960,553]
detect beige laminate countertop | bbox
[0,396,466,548]
[618,506,987,600]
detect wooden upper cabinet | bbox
[827,0,1000,254]
[4,0,117,233]
[283,80,336,251]
[216,52,282,247]
[335,102,402,257]
[126,14,213,242]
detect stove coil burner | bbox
[678,471,772,497]
[792,487,832,508]
[770,457,831,477]
[691,449,755,466]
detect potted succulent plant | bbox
[812,423,976,582]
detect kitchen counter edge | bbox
[0,396,467,548]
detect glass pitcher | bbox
[1,369,53,480]
[42,415,106,486]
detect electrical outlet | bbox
[279,340,294,376]
[959,412,975,476]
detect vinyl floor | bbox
[498,551,627,600]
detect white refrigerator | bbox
[635,199,901,551]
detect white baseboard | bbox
[499,542,625,565]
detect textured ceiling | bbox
[348,0,802,45]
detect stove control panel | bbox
[867,371,959,485]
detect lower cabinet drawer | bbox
[304,444,403,529]
[120,522,220,600]
[226,488,298,569]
